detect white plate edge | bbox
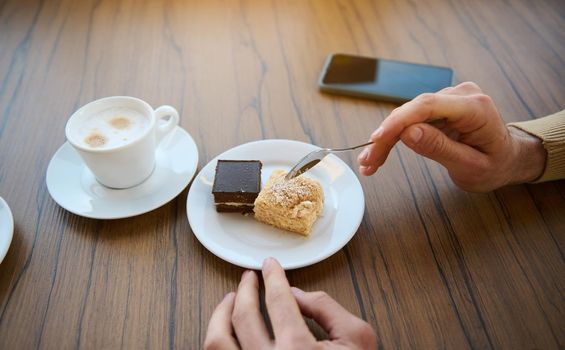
[0,197,14,264]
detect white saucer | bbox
[0,197,14,264]
[186,139,365,270]
[46,126,199,219]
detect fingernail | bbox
[291,287,305,296]
[223,292,235,301]
[371,126,383,139]
[263,257,275,269]
[408,127,423,143]
[358,148,369,162]
[242,270,253,278]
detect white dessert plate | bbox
[46,126,199,219]
[0,197,14,264]
[186,139,365,270]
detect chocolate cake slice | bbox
[212,160,262,212]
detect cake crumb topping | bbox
[253,169,324,236]
[262,170,322,209]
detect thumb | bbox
[400,123,483,170]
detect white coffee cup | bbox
[65,96,179,189]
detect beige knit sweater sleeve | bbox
[508,110,565,183]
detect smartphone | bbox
[319,53,453,103]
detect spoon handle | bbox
[330,141,374,152]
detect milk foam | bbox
[71,108,150,149]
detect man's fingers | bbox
[359,164,377,176]
[358,93,481,172]
[437,86,453,94]
[291,287,376,345]
[383,93,484,134]
[362,92,503,170]
[400,123,487,171]
[386,92,506,143]
[358,143,390,174]
[357,126,396,174]
[204,293,240,350]
[232,271,271,349]
[262,258,314,343]
[439,81,483,95]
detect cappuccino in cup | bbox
[67,108,150,150]
[65,97,179,189]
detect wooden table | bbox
[1,0,563,348]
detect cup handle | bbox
[154,105,180,143]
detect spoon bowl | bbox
[285,141,374,180]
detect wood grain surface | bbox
[0,0,564,349]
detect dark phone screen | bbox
[322,54,453,101]
[323,55,377,83]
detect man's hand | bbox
[204,258,376,349]
[357,82,546,192]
